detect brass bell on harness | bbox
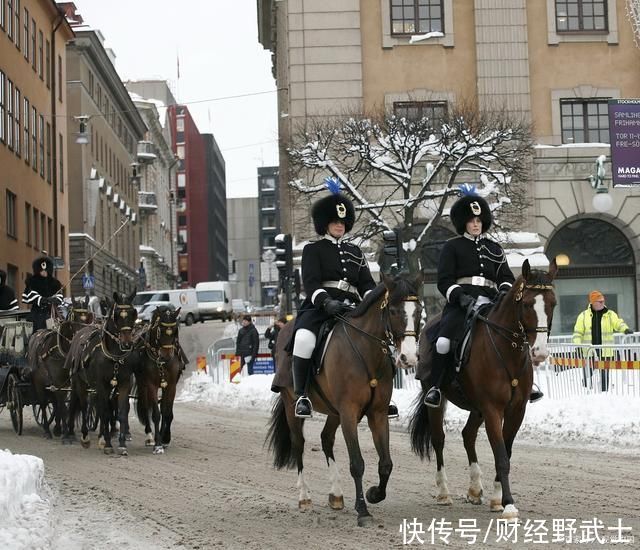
[369,378,378,388]
[161,380,168,388]
[111,377,118,387]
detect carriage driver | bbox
[22,256,64,331]
[291,184,399,419]
[423,192,545,408]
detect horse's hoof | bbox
[298,499,312,511]
[125,433,132,442]
[502,504,518,519]
[153,446,165,455]
[80,437,91,449]
[357,513,374,528]
[328,494,344,510]
[145,435,154,446]
[104,447,114,455]
[436,494,453,505]
[162,442,171,449]
[97,437,105,450]
[118,447,128,456]
[490,499,504,513]
[44,432,53,440]
[467,489,483,505]
[366,486,385,504]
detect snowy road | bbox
[1,401,639,549]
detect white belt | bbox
[322,280,360,297]
[456,276,497,290]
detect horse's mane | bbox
[349,283,386,318]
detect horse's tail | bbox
[265,396,296,470]
[408,387,432,461]
[135,380,149,427]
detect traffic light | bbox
[381,229,400,273]
[274,233,293,276]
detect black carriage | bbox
[0,311,54,435]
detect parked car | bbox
[134,289,200,325]
[196,281,233,322]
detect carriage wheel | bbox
[7,373,23,435]
[32,401,55,428]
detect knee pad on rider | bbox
[293,329,316,359]
[435,337,451,355]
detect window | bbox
[555,0,607,32]
[7,78,13,150]
[14,0,19,49]
[39,114,44,177]
[7,0,12,41]
[262,213,276,229]
[46,122,51,182]
[38,30,43,79]
[47,217,52,254]
[45,39,50,88]
[177,173,186,188]
[176,144,185,159]
[178,215,187,226]
[40,212,45,252]
[261,177,276,191]
[88,71,94,98]
[6,190,17,238]
[261,195,276,209]
[560,98,610,144]
[25,202,31,245]
[14,87,20,157]
[60,225,65,263]
[0,71,5,143]
[23,7,28,60]
[391,0,443,35]
[23,96,29,164]
[57,55,62,101]
[33,208,39,249]
[0,0,5,30]
[31,19,35,70]
[31,106,37,171]
[393,100,447,127]
[59,133,63,191]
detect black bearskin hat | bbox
[311,193,355,235]
[450,195,492,235]
[32,256,54,277]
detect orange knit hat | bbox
[589,290,605,304]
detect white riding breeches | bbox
[435,336,451,355]
[293,329,316,359]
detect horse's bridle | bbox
[102,303,137,354]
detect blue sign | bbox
[82,274,95,290]
[253,356,274,374]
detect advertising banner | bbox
[608,99,640,187]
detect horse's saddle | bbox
[311,318,339,374]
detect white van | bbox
[195,281,233,322]
[134,289,200,325]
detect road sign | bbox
[262,249,276,263]
[82,274,95,290]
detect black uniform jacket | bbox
[438,234,515,305]
[22,275,63,313]
[294,236,377,336]
[0,285,19,311]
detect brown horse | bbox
[133,305,185,454]
[28,299,95,438]
[267,273,423,526]
[409,259,557,519]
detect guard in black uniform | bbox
[22,257,64,331]
[424,194,517,408]
[291,190,380,418]
[0,269,19,312]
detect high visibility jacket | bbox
[572,307,629,357]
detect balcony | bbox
[137,141,157,163]
[138,191,158,213]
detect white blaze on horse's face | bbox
[397,299,419,368]
[530,294,549,362]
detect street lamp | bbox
[74,115,90,145]
[589,154,613,213]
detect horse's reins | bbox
[476,281,554,398]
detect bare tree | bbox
[288,102,534,273]
[627,0,640,47]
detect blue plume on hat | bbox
[324,176,342,195]
[458,183,478,197]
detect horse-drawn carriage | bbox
[0,310,52,435]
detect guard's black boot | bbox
[293,356,313,418]
[529,384,544,403]
[387,403,399,418]
[424,352,448,408]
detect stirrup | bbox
[387,403,399,418]
[529,385,544,403]
[294,396,312,418]
[424,387,441,408]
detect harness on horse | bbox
[141,317,180,389]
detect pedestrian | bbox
[265,317,287,360]
[289,180,399,419]
[0,269,19,312]
[21,256,64,331]
[572,290,632,391]
[423,191,545,408]
[87,289,103,321]
[236,314,259,375]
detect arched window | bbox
[546,219,636,333]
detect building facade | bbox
[204,133,228,281]
[64,16,146,299]
[129,91,178,291]
[258,0,640,331]
[1,0,73,295]
[227,196,260,305]
[257,166,280,305]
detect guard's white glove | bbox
[244,356,253,364]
